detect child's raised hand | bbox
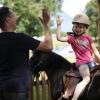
[56,16,63,26]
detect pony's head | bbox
[30,50,73,99]
[30,50,46,76]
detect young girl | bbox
[56,13,100,100]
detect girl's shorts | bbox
[76,61,96,69]
[87,61,96,69]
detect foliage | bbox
[86,0,98,39]
[3,0,60,36]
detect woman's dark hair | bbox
[0,6,12,29]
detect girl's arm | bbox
[56,16,68,42]
[92,43,100,63]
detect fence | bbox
[30,71,52,100]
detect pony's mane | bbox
[32,50,72,69]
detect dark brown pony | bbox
[30,50,100,100]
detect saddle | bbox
[63,64,100,98]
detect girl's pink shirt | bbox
[68,34,94,66]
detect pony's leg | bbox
[71,64,90,100]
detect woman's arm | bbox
[36,9,53,52]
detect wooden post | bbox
[97,0,100,50]
[41,71,46,100]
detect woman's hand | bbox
[42,9,50,25]
[39,9,50,27]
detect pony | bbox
[30,50,100,100]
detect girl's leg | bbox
[72,64,90,100]
[63,89,69,99]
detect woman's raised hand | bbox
[42,9,50,25]
[39,9,50,27]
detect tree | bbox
[85,0,98,39]
[3,0,63,36]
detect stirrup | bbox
[61,97,69,100]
